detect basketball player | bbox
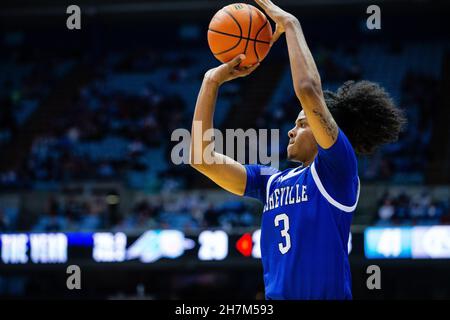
[189,0,406,299]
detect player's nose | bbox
[288,128,295,139]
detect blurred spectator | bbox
[0,209,10,231]
[33,197,68,232]
[375,190,449,225]
[377,199,395,223]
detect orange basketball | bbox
[207,3,273,67]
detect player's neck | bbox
[302,159,313,168]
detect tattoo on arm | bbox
[312,108,338,141]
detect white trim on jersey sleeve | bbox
[310,161,360,213]
[266,171,282,203]
[278,166,308,183]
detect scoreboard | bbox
[0,229,265,267]
[365,226,450,259]
[1,225,450,269]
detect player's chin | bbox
[287,144,303,162]
[286,144,295,160]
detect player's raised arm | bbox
[189,55,259,196]
[255,0,338,149]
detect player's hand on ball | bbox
[254,0,297,46]
[204,54,260,86]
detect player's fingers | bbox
[247,62,260,72]
[254,0,268,12]
[227,54,246,68]
[263,0,277,10]
[255,0,279,25]
[236,63,260,76]
[250,62,261,72]
[270,25,283,47]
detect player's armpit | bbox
[191,152,247,196]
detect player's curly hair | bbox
[324,80,407,155]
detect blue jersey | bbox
[244,128,360,300]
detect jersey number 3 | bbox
[274,213,291,254]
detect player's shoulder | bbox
[315,127,358,174]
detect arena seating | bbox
[0,38,448,231]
